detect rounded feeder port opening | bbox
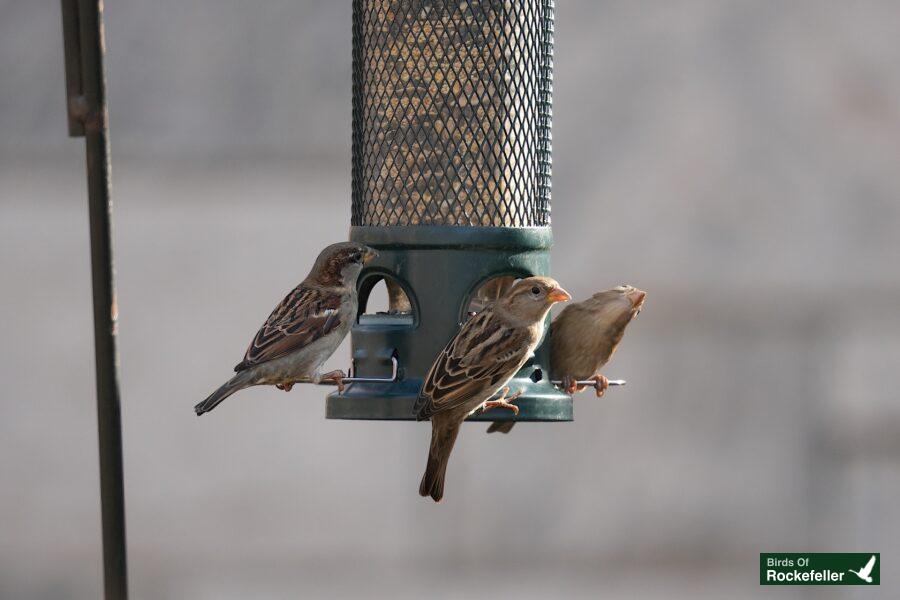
[357,271,417,327]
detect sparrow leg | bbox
[482,387,523,415]
[591,373,609,398]
[320,370,346,393]
[561,375,578,395]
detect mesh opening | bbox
[351,0,554,227]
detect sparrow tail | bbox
[419,422,460,502]
[195,372,254,416]
[486,421,515,434]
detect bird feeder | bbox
[326,0,570,423]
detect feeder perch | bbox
[327,0,568,422]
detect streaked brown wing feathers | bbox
[234,285,344,371]
[415,311,531,419]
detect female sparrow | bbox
[487,284,646,434]
[415,276,571,501]
[194,242,377,415]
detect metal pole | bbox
[61,1,128,598]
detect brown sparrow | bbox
[194,242,377,415]
[487,284,646,434]
[415,276,571,501]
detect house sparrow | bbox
[486,284,646,434]
[415,276,571,501]
[194,242,377,415]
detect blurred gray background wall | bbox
[2,1,899,598]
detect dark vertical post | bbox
[61,1,128,598]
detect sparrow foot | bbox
[482,386,523,415]
[275,382,294,392]
[562,375,578,395]
[591,373,609,398]
[320,370,346,393]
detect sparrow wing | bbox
[234,284,345,371]
[415,309,532,420]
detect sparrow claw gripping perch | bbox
[319,370,346,393]
[279,355,401,396]
[482,386,523,415]
[312,354,401,395]
[551,377,626,395]
[591,373,609,398]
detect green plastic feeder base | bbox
[327,226,572,423]
[326,369,572,422]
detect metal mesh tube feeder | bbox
[327,0,569,422]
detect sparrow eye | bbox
[530,286,541,296]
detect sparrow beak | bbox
[627,288,646,309]
[363,249,379,264]
[547,287,572,303]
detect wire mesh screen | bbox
[351,0,553,227]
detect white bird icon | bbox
[848,555,877,583]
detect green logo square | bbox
[760,553,880,585]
